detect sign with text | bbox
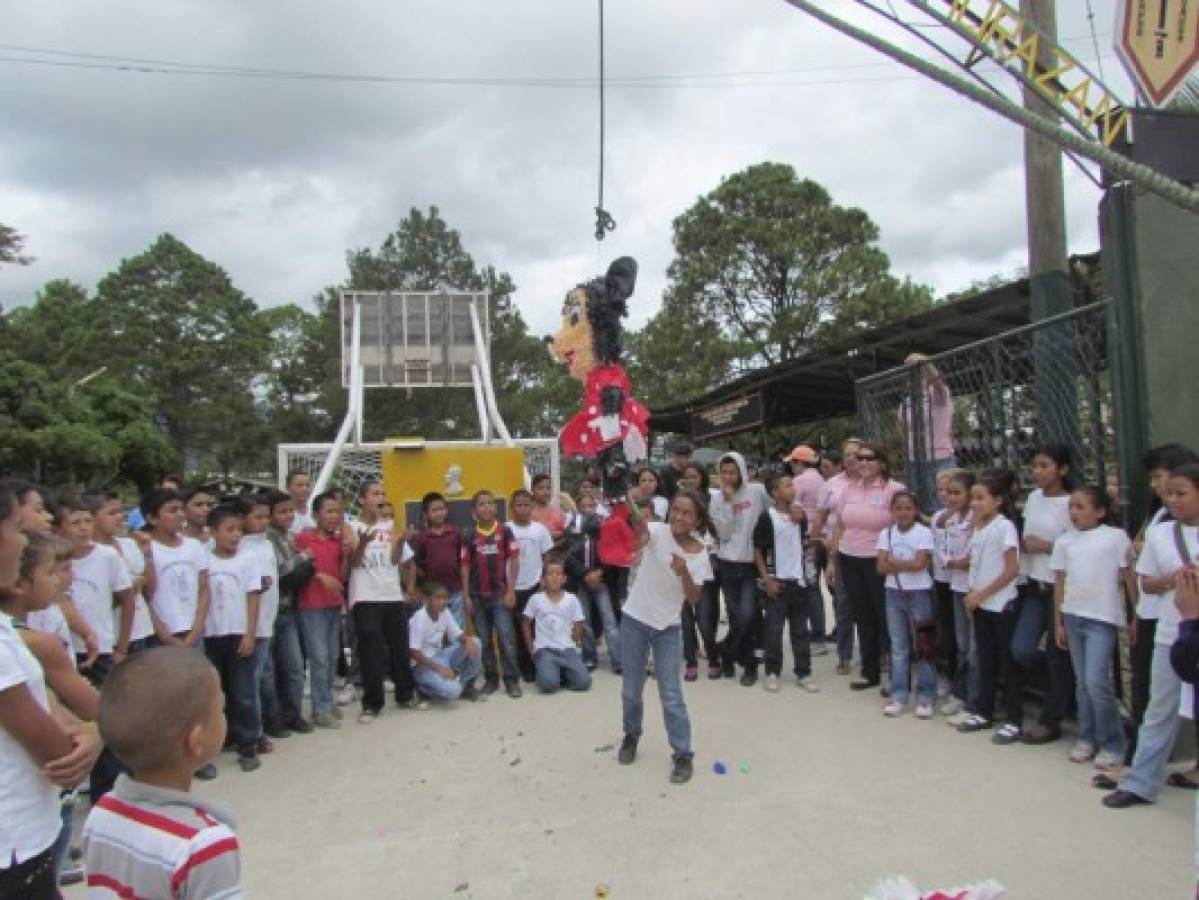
[1116,0,1199,106]
[691,393,765,440]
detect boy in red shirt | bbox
[460,490,521,698]
[294,492,351,728]
[409,493,466,626]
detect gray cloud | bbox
[1,0,1133,341]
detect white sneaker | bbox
[336,684,356,707]
[1093,750,1123,770]
[915,703,934,719]
[946,709,972,728]
[1069,741,1097,763]
[764,674,781,692]
[939,697,964,717]
[796,677,821,693]
[882,700,904,717]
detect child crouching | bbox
[408,583,484,703]
[522,557,591,694]
[82,647,241,898]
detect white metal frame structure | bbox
[303,291,542,501]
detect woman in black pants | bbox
[678,463,722,680]
[826,442,905,692]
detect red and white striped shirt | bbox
[82,774,242,899]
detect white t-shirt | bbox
[1021,490,1072,583]
[764,508,806,583]
[1136,507,1174,619]
[239,533,279,638]
[148,537,210,636]
[289,510,315,536]
[68,544,133,655]
[408,606,462,659]
[26,604,74,667]
[206,552,264,638]
[523,592,585,652]
[940,511,973,594]
[622,523,714,630]
[0,614,62,865]
[510,521,553,591]
[650,495,669,521]
[1137,520,1199,648]
[968,515,1021,612]
[348,520,412,606]
[1050,525,1132,626]
[113,538,154,643]
[877,523,935,591]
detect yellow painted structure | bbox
[380,440,526,529]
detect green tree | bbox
[0,223,32,269]
[89,234,271,472]
[257,303,332,443]
[664,162,934,369]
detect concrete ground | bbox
[171,647,1192,900]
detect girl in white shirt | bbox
[956,474,1021,738]
[1050,486,1135,770]
[1013,444,1076,746]
[876,493,936,718]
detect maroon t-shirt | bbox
[409,526,465,592]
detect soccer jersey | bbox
[461,524,519,601]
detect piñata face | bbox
[549,286,596,382]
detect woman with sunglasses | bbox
[827,441,906,692]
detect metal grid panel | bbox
[855,303,1112,509]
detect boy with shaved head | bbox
[81,647,242,898]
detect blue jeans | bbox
[620,615,691,759]
[578,583,621,672]
[534,646,592,693]
[951,591,980,708]
[249,637,269,739]
[1012,581,1075,725]
[719,561,760,671]
[412,640,483,701]
[266,607,305,725]
[299,607,341,716]
[448,591,465,629]
[473,597,520,685]
[1064,614,1124,756]
[885,588,937,705]
[1119,642,1180,801]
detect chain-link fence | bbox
[855,302,1112,509]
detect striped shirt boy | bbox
[81,774,241,899]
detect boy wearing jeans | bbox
[408,584,483,702]
[460,491,521,699]
[294,492,350,728]
[522,558,591,694]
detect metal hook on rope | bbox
[594,207,616,241]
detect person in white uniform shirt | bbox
[286,470,315,536]
[616,490,712,786]
[521,557,591,694]
[408,583,483,702]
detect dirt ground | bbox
[150,644,1196,900]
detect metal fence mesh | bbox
[855,302,1112,509]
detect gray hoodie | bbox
[709,451,771,564]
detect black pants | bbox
[603,566,629,620]
[934,579,957,678]
[78,654,126,800]
[764,580,812,678]
[683,576,721,667]
[515,587,539,681]
[1126,615,1159,763]
[0,846,56,900]
[352,601,415,711]
[1011,580,1075,726]
[839,553,886,683]
[204,636,260,755]
[974,604,1022,725]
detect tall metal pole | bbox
[1021,0,1075,445]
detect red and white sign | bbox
[1116,0,1199,106]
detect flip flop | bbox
[1091,773,1119,790]
[1166,773,1199,790]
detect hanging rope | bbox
[1084,0,1107,83]
[594,0,616,241]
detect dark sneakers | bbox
[195,763,218,781]
[1103,789,1150,809]
[670,756,693,784]
[618,734,638,765]
[287,717,315,734]
[506,682,523,699]
[739,669,758,687]
[481,679,500,697]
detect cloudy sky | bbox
[0,1,1134,337]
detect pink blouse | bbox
[835,478,906,558]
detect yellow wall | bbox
[380,443,526,529]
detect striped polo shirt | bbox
[81,774,241,899]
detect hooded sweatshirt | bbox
[709,452,771,564]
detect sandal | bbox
[684,665,698,682]
[1091,772,1119,790]
[1167,772,1199,790]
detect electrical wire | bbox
[1084,0,1107,83]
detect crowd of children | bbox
[2,432,1199,895]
